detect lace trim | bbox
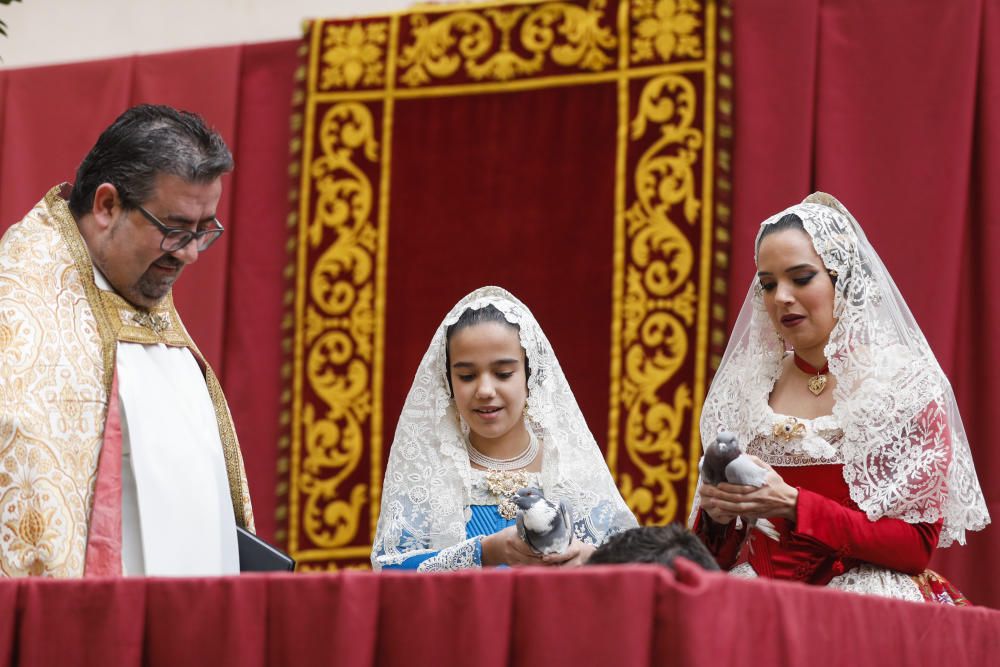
[730,562,924,603]
[826,564,924,602]
[747,433,845,467]
[729,562,757,578]
[416,537,482,571]
[745,410,845,466]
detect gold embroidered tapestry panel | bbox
[280,0,733,569]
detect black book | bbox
[237,526,296,572]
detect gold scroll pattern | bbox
[284,0,729,567]
[617,73,703,524]
[631,0,704,65]
[299,103,379,552]
[320,21,388,90]
[397,0,616,86]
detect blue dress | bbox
[375,468,633,571]
[382,469,539,570]
[383,504,515,570]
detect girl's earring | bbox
[455,409,470,436]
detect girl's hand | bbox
[481,526,544,566]
[541,539,595,567]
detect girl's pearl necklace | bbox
[466,430,538,471]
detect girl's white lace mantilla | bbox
[372,286,637,569]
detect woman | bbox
[372,286,637,570]
[692,193,990,603]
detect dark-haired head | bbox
[587,524,720,571]
[445,304,530,396]
[69,104,233,217]
[757,213,837,287]
[756,213,806,254]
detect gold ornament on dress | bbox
[485,470,530,520]
[773,416,806,441]
[467,430,538,520]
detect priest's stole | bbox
[279,0,733,569]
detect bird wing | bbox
[515,511,539,553]
[557,500,574,553]
[725,454,769,487]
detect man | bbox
[0,104,253,577]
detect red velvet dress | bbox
[694,464,942,586]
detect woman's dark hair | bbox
[69,104,234,217]
[756,213,805,252]
[756,213,837,286]
[444,304,529,396]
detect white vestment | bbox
[95,271,239,576]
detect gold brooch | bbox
[484,470,529,519]
[773,416,806,441]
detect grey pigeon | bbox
[699,432,779,545]
[513,487,573,555]
[699,431,769,487]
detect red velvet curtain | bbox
[0,0,997,606]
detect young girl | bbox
[372,286,637,570]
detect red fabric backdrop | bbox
[0,0,997,605]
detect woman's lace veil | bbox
[694,193,989,547]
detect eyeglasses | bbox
[136,205,225,252]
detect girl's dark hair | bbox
[444,304,529,396]
[756,213,837,286]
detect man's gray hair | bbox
[69,104,233,217]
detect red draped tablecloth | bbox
[1,563,996,666]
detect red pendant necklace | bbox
[793,353,830,396]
